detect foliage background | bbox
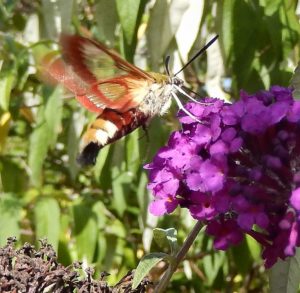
[0,0,300,291]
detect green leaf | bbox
[202,239,226,286]
[0,69,14,111]
[116,0,140,44]
[269,250,300,293]
[28,120,50,186]
[245,234,261,260]
[41,0,74,38]
[0,193,22,246]
[0,112,11,153]
[231,1,258,92]
[29,87,62,186]
[95,0,118,45]
[153,228,178,254]
[175,0,204,63]
[57,0,74,33]
[67,113,81,180]
[147,0,189,70]
[103,234,120,272]
[34,197,60,251]
[111,141,131,216]
[291,62,300,99]
[231,240,252,276]
[73,203,98,263]
[57,214,72,266]
[96,233,107,266]
[94,144,111,180]
[41,0,60,38]
[1,158,27,192]
[136,172,148,217]
[216,0,234,59]
[125,130,140,176]
[132,252,171,289]
[44,87,63,148]
[140,116,170,162]
[116,0,145,59]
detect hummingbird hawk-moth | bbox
[43,34,218,165]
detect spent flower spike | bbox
[146,86,300,268]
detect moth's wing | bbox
[42,53,103,113]
[43,35,154,113]
[60,34,152,82]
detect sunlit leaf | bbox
[153,228,178,254]
[73,203,98,263]
[147,0,189,70]
[0,193,22,246]
[0,112,11,153]
[246,234,261,260]
[34,197,60,251]
[0,70,14,111]
[175,0,204,63]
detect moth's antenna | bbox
[182,85,201,98]
[165,55,171,76]
[174,35,219,77]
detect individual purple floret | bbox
[146,86,300,268]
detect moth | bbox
[43,34,218,165]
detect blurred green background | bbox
[0,0,300,291]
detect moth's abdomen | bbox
[77,109,149,166]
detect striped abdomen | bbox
[77,108,149,166]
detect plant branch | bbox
[154,221,204,293]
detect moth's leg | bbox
[140,123,149,142]
[175,85,213,106]
[171,92,203,123]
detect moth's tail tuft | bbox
[77,142,101,166]
[77,108,149,167]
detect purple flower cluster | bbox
[145,86,300,268]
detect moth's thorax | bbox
[136,81,170,117]
[137,73,184,117]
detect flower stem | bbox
[154,221,204,293]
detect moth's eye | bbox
[174,78,181,86]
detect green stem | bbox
[154,221,204,293]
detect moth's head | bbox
[164,55,184,87]
[171,76,184,87]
